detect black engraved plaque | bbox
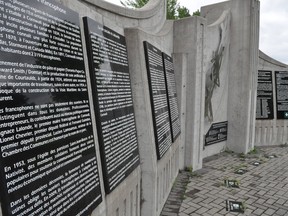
[83,17,140,193]
[256,70,274,119]
[144,41,172,159]
[0,1,102,215]
[275,71,288,119]
[205,121,228,146]
[162,53,181,142]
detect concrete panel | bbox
[201,0,259,154]
[202,10,230,158]
[104,168,141,216]
[125,23,179,216]
[173,16,206,170]
[226,0,259,153]
[201,1,231,25]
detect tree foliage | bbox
[192,9,201,16]
[120,0,147,8]
[178,6,191,19]
[121,0,191,20]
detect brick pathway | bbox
[161,146,288,216]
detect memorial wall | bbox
[0,0,182,215]
[0,0,261,215]
[255,51,288,147]
[124,24,180,215]
[0,0,102,215]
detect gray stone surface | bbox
[161,146,288,216]
[173,16,206,171]
[225,0,260,154]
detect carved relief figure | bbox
[205,17,229,122]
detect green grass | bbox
[184,166,193,173]
[238,153,246,158]
[248,147,258,154]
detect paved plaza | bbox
[161,146,288,216]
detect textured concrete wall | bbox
[255,51,288,146]
[201,0,260,155]
[202,10,230,158]
[173,16,206,170]
[125,21,180,216]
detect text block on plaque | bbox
[144,41,172,159]
[0,1,102,216]
[83,17,140,193]
[162,53,181,142]
[275,71,288,119]
[205,121,228,146]
[256,70,274,119]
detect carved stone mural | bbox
[205,11,230,123]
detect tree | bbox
[178,6,191,19]
[121,0,191,20]
[167,0,178,20]
[192,9,200,16]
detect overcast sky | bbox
[105,0,288,64]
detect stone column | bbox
[173,17,206,170]
[227,0,260,153]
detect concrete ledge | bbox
[259,50,288,68]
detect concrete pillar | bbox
[173,17,206,170]
[227,0,260,153]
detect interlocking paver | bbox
[264,208,276,215]
[195,207,208,214]
[183,206,196,214]
[275,208,288,216]
[253,208,265,215]
[266,198,276,205]
[160,146,288,216]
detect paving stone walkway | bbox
[161,146,288,216]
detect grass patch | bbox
[248,147,258,154]
[181,194,187,200]
[184,166,193,173]
[238,153,246,158]
[190,172,202,178]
